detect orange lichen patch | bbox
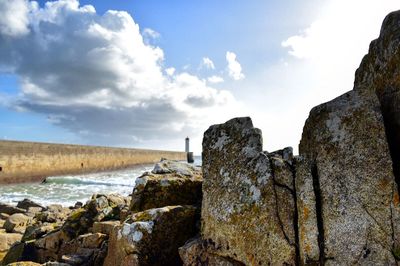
[246,253,257,266]
[305,243,311,254]
[378,177,391,190]
[300,226,306,243]
[303,206,309,220]
[393,192,400,206]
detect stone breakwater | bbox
[0,140,186,184]
[3,9,400,266]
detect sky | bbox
[0,0,399,155]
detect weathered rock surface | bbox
[4,214,31,234]
[16,199,44,211]
[130,160,202,213]
[92,221,119,236]
[179,237,244,266]
[62,194,129,239]
[2,193,130,265]
[0,204,25,215]
[5,262,42,266]
[0,233,22,251]
[355,11,400,189]
[104,205,198,266]
[298,88,400,263]
[201,117,298,265]
[34,205,71,225]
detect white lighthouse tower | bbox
[185,137,194,163]
[185,137,190,153]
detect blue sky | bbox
[0,0,399,154]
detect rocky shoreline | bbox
[0,160,202,266]
[3,9,400,266]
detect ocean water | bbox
[0,157,202,207]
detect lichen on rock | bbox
[130,160,202,213]
[201,117,298,265]
[104,205,199,266]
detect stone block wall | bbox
[0,140,186,184]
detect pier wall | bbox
[0,140,186,184]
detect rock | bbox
[73,201,83,209]
[41,262,71,266]
[62,194,128,239]
[16,199,44,211]
[34,230,69,263]
[104,205,198,266]
[25,193,128,264]
[25,207,44,218]
[0,233,22,252]
[130,169,203,213]
[43,231,108,266]
[4,214,31,234]
[61,233,107,254]
[294,156,320,264]
[1,213,10,220]
[179,237,244,266]
[22,224,57,242]
[35,205,71,224]
[92,221,119,235]
[0,204,26,215]
[298,89,400,264]
[152,159,201,176]
[201,117,297,265]
[5,262,42,266]
[354,11,400,186]
[1,241,36,265]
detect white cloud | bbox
[242,0,400,154]
[142,28,160,40]
[226,51,245,80]
[0,0,239,153]
[165,67,175,76]
[207,75,224,84]
[0,0,32,37]
[201,57,215,70]
[282,0,400,83]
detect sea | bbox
[0,156,202,207]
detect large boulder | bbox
[298,89,400,264]
[354,11,400,186]
[130,160,202,213]
[201,117,298,265]
[104,205,198,266]
[152,160,200,176]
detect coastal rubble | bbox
[1,159,202,266]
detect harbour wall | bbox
[0,140,186,184]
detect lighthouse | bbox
[185,137,190,153]
[185,137,194,163]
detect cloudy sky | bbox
[0,0,399,154]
